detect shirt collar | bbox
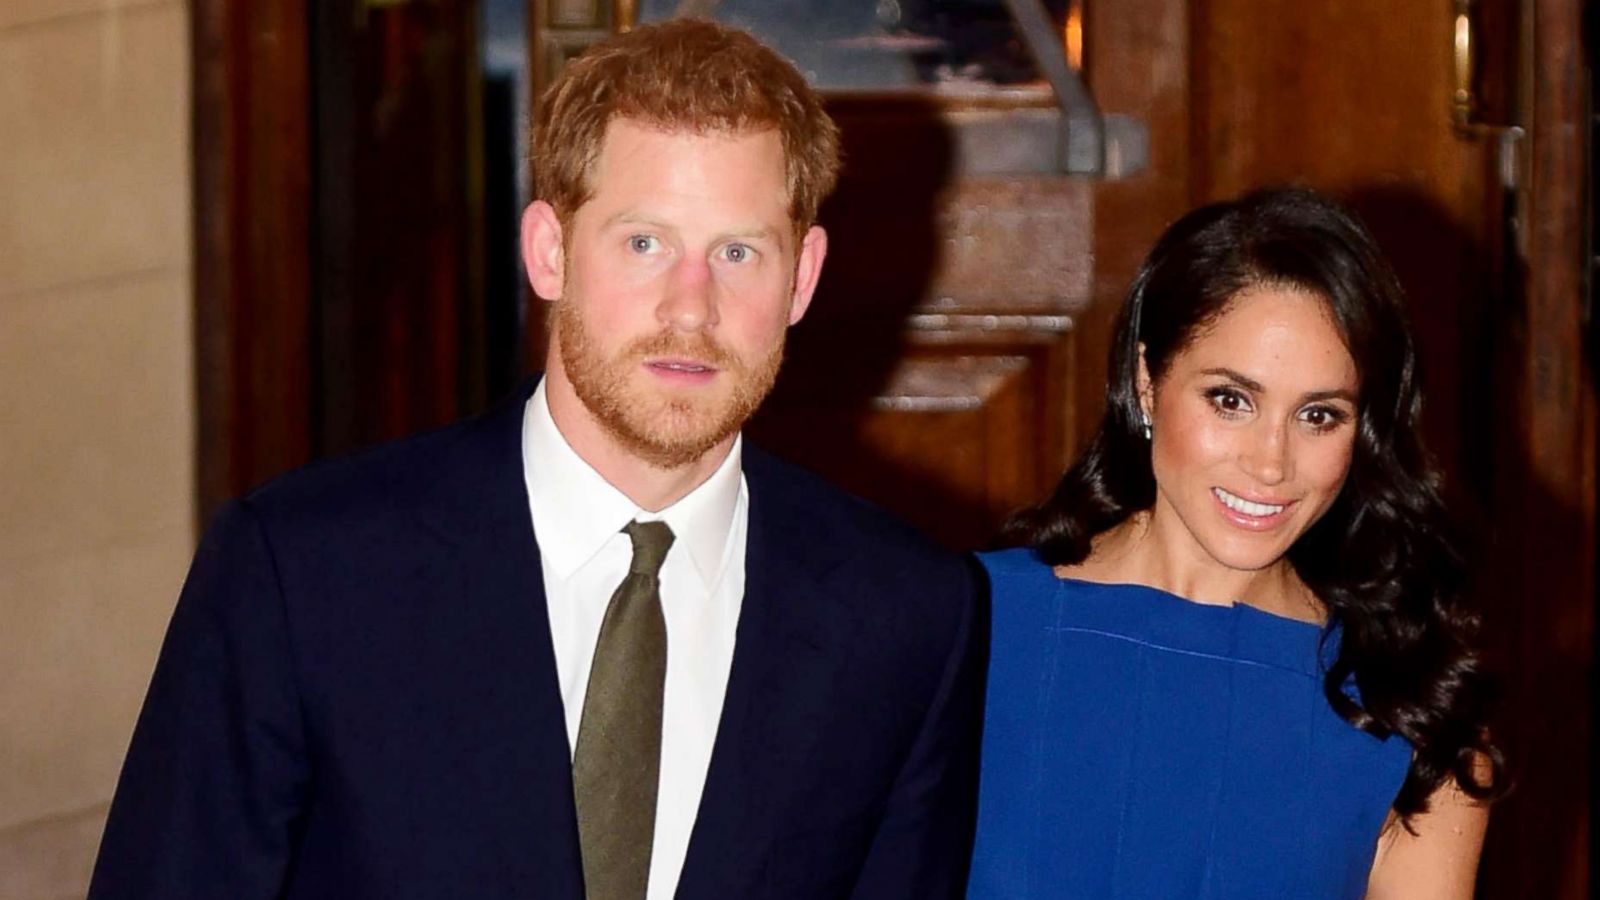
[523,380,743,588]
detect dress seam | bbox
[1045,626,1316,678]
[1196,621,1241,898]
[1019,575,1069,894]
[1108,646,1147,900]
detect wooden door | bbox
[195,0,514,518]
[1180,0,1592,895]
[310,0,487,456]
[746,96,1093,549]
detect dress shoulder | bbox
[977,547,1059,597]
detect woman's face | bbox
[1140,286,1360,574]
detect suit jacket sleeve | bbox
[88,499,309,899]
[849,555,990,900]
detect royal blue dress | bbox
[967,549,1412,900]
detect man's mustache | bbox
[621,331,742,371]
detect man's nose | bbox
[657,256,718,332]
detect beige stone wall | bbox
[0,1,195,896]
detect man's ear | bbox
[1135,342,1154,420]
[522,201,565,301]
[786,225,829,326]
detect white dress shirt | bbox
[522,381,747,900]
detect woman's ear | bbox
[1136,342,1154,421]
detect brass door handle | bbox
[1452,0,1476,130]
[616,0,639,31]
[1453,0,1521,137]
[1452,0,1523,194]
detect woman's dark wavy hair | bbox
[1009,187,1504,821]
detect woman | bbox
[967,189,1503,899]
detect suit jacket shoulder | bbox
[242,392,524,545]
[741,443,975,589]
[695,445,986,899]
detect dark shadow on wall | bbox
[748,103,1008,548]
[1338,185,1497,525]
[765,103,956,411]
[1338,182,1590,899]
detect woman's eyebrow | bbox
[1198,367,1263,392]
[1301,388,1359,404]
[1199,368,1357,404]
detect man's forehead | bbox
[574,119,794,225]
[594,116,783,157]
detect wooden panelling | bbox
[749,96,1094,546]
[1477,0,1593,894]
[197,0,498,511]
[1081,0,1194,471]
[530,0,612,99]
[817,172,1093,318]
[1188,0,1591,895]
[548,0,606,27]
[1087,0,1192,281]
[1191,0,1502,497]
[311,0,482,457]
[193,0,314,521]
[750,331,1077,549]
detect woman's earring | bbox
[1140,412,1153,440]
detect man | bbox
[90,18,985,900]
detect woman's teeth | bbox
[1213,487,1285,517]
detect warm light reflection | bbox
[1064,3,1084,71]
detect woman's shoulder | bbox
[977,545,1047,573]
[977,546,1061,595]
[978,546,1127,603]
[976,547,1082,643]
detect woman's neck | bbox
[1059,512,1324,624]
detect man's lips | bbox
[643,358,721,381]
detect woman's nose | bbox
[1240,419,1291,486]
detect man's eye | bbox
[628,235,658,253]
[723,243,752,263]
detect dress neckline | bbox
[1052,574,1327,631]
[981,549,1335,677]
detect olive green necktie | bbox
[573,520,674,900]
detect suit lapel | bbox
[454,399,854,896]
[675,449,853,896]
[441,381,585,897]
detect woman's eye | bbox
[627,235,658,254]
[1205,388,1250,416]
[1300,405,1350,432]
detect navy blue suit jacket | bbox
[89,382,988,899]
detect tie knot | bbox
[622,520,674,577]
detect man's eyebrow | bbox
[722,225,782,243]
[603,212,668,230]
[1198,367,1357,404]
[598,215,782,244]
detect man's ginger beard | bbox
[554,298,785,470]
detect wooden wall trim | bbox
[1082,0,1191,451]
[193,0,314,523]
[1485,0,1594,894]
